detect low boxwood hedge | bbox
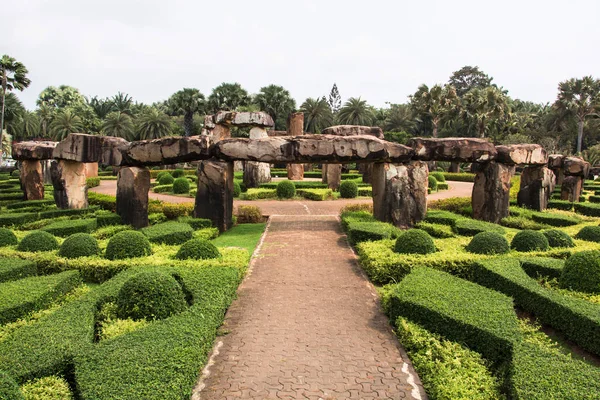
[520,257,565,279]
[429,171,446,183]
[424,210,463,226]
[574,202,600,217]
[175,239,221,260]
[6,199,54,209]
[442,172,475,182]
[547,200,574,211]
[177,216,212,230]
[511,230,549,252]
[276,180,296,198]
[501,216,549,230]
[296,188,333,201]
[96,212,123,227]
[153,184,173,193]
[339,181,358,198]
[0,228,17,247]
[105,231,152,260]
[42,218,97,237]
[141,221,194,245]
[0,212,39,227]
[0,257,37,283]
[414,221,454,238]
[530,212,581,227]
[59,233,100,259]
[347,221,399,245]
[454,219,505,236]
[575,226,600,243]
[394,229,435,255]
[0,371,23,400]
[172,177,190,194]
[242,188,277,200]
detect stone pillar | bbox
[243,127,271,188]
[517,166,555,211]
[561,176,583,202]
[233,161,244,172]
[116,167,150,229]
[20,160,44,200]
[41,160,53,184]
[84,162,99,178]
[449,162,460,173]
[372,161,428,229]
[472,162,515,223]
[359,163,374,184]
[323,163,342,190]
[286,112,304,180]
[212,124,231,142]
[194,160,234,232]
[50,160,88,209]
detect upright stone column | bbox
[449,162,460,173]
[372,161,428,228]
[116,167,150,229]
[84,162,99,177]
[212,124,231,142]
[286,112,304,180]
[243,127,271,188]
[472,162,515,223]
[41,160,53,184]
[360,163,374,184]
[322,163,342,190]
[517,166,555,211]
[194,161,234,232]
[20,160,44,200]
[561,176,583,202]
[50,160,88,209]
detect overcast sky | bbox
[3,0,599,110]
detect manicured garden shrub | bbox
[339,180,358,198]
[177,216,212,230]
[543,229,574,248]
[96,212,123,227]
[42,218,97,237]
[575,225,600,243]
[259,181,328,190]
[297,188,333,201]
[236,205,263,223]
[161,203,193,219]
[20,375,72,400]
[175,239,221,260]
[117,271,187,321]
[428,197,472,214]
[589,195,600,203]
[10,169,20,178]
[429,171,446,183]
[574,202,600,217]
[59,233,100,259]
[243,188,277,200]
[0,371,23,400]
[153,184,173,193]
[347,221,399,245]
[88,192,117,211]
[442,172,475,182]
[172,177,190,194]
[454,219,505,236]
[0,257,36,283]
[142,221,193,245]
[437,182,449,190]
[17,231,59,252]
[233,181,241,197]
[105,230,152,260]
[0,212,39,227]
[86,177,101,188]
[428,175,438,191]
[6,199,54,209]
[276,180,296,198]
[394,229,435,255]
[424,210,462,226]
[511,230,549,252]
[501,216,548,230]
[531,212,580,227]
[155,171,169,181]
[0,228,17,247]
[560,251,600,294]
[158,173,174,185]
[520,257,565,279]
[466,232,510,255]
[414,221,454,238]
[172,168,185,178]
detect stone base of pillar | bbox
[194,160,234,232]
[561,176,583,202]
[372,161,428,228]
[20,160,44,200]
[323,164,342,190]
[472,162,515,223]
[84,162,99,178]
[517,166,555,211]
[243,161,271,188]
[50,160,88,209]
[41,160,53,184]
[287,164,304,180]
[116,167,150,229]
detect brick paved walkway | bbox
[192,215,426,400]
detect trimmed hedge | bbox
[466,232,510,255]
[414,221,454,238]
[6,199,54,209]
[530,212,580,227]
[429,171,446,183]
[177,216,212,230]
[437,182,449,190]
[259,181,327,190]
[339,180,358,198]
[560,251,600,294]
[175,239,221,260]
[236,206,263,224]
[543,229,574,248]
[233,181,241,197]
[511,230,549,252]
[424,210,463,226]
[547,200,574,211]
[42,218,97,237]
[153,184,173,193]
[575,226,600,243]
[59,233,100,259]
[17,231,59,252]
[0,257,37,283]
[394,229,436,255]
[172,169,185,178]
[574,202,600,217]
[0,212,39,227]
[276,180,296,198]
[346,221,399,245]
[0,371,23,400]
[243,188,277,200]
[520,257,564,279]
[105,231,152,260]
[296,188,333,201]
[443,172,475,182]
[96,212,123,227]
[141,221,194,245]
[501,216,548,230]
[0,228,17,247]
[454,219,505,236]
[428,175,438,191]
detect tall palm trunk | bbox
[479,120,486,138]
[577,119,584,154]
[183,113,193,137]
[432,118,439,138]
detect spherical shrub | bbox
[175,239,221,260]
[233,181,241,197]
[59,233,100,258]
[17,231,58,252]
[156,171,169,181]
[276,180,296,198]
[158,173,174,185]
[394,229,436,255]
[466,232,510,255]
[172,168,185,178]
[339,180,358,199]
[575,226,600,243]
[0,228,17,247]
[510,230,549,252]
[105,230,152,260]
[116,271,187,320]
[172,177,190,194]
[543,229,575,248]
[428,176,438,191]
[430,171,446,183]
[560,251,600,294]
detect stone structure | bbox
[517,166,555,210]
[408,137,497,162]
[84,163,99,178]
[322,164,342,190]
[546,155,590,202]
[20,160,44,200]
[116,167,150,228]
[321,125,384,139]
[50,160,88,209]
[286,112,304,180]
[243,127,271,188]
[472,162,515,223]
[194,161,234,232]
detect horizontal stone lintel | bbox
[12,141,57,160]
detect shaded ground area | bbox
[193,216,426,400]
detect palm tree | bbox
[207,82,250,113]
[337,97,374,126]
[37,104,54,139]
[0,55,30,161]
[384,103,416,133]
[461,87,510,138]
[300,97,334,133]
[101,111,135,140]
[1,93,25,135]
[49,109,84,140]
[553,76,600,153]
[111,92,134,115]
[253,85,296,130]
[15,111,40,140]
[89,96,114,119]
[167,88,205,137]
[136,108,171,140]
[410,84,459,138]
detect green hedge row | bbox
[547,200,574,211]
[296,188,333,201]
[259,181,328,189]
[42,218,98,237]
[141,221,194,245]
[519,257,564,279]
[6,199,54,209]
[574,202,600,217]
[0,257,37,283]
[443,172,475,182]
[530,212,581,227]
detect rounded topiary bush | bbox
[116,271,187,320]
[544,229,575,248]
[105,230,152,260]
[339,180,358,199]
[233,181,241,197]
[394,229,436,255]
[59,233,100,258]
[430,171,446,183]
[560,251,600,294]
[172,168,185,178]
[17,231,59,252]
[156,171,169,181]
[428,176,438,191]
[510,230,549,252]
[465,231,510,255]
[575,226,600,243]
[0,228,17,247]
[158,173,174,185]
[172,177,190,194]
[276,180,296,199]
[175,239,221,260]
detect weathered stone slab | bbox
[50,160,88,209]
[408,137,497,162]
[194,161,234,232]
[561,176,583,202]
[244,161,271,188]
[211,125,231,142]
[120,135,212,166]
[204,115,216,130]
[472,162,515,223]
[548,154,564,169]
[322,163,342,190]
[213,111,274,128]
[372,161,428,228]
[214,135,414,164]
[517,166,555,211]
[287,164,304,180]
[495,144,547,165]
[321,125,384,139]
[20,160,44,200]
[563,156,590,177]
[287,112,304,137]
[116,167,150,228]
[266,130,288,137]
[52,133,128,165]
[12,141,57,160]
